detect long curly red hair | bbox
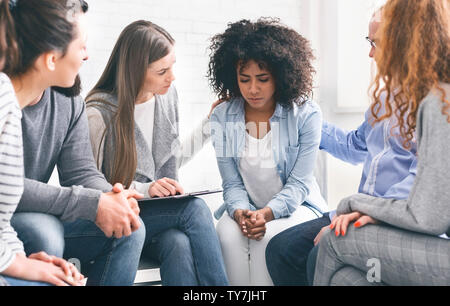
[370,0,450,149]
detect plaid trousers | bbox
[313,224,450,286]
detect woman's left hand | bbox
[330,212,378,237]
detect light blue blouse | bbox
[210,97,328,220]
[320,106,417,200]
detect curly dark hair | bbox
[207,18,315,108]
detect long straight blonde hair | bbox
[86,20,175,188]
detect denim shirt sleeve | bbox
[267,107,322,219]
[210,111,253,219]
[320,119,368,165]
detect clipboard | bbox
[138,188,223,203]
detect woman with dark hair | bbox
[0,0,85,286]
[208,18,328,285]
[86,20,228,286]
[314,0,450,286]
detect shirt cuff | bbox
[328,209,337,221]
[130,181,152,198]
[75,188,102,222]
[0,248,16,273]
[226,202,252,221]
[266,199,289,219]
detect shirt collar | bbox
[228,97,287,119]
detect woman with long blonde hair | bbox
[314,0,450,286]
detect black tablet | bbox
[138,188,222,203]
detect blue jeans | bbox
[11,212,145,286]
[265,213,330,285]
[10,213,65,257]
[1,276,52,286]
[139,197,228,286]
[306,244,320,285]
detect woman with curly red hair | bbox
[314,0,450,286]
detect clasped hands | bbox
[234,207,274,241]
[96,178,185,239]
[95,182,143,239]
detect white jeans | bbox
[216,205,319,285]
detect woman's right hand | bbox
[149,177,184,198]
[2,253,84,286]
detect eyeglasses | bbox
[365,36,376,48]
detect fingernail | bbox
[330,224,334,230]
[354,222,361,228]
[335,230,339,237]
[341,230,345,236]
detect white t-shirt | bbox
[87,96,211,197]
[134,96,156,152]
[239,131,283,209]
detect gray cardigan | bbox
[86,86,181,184]
[337,83,450,237]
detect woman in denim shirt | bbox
[208,18,328,285]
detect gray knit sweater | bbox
[337,83,450,238]
[16,88,112,222]
[86,86,181,185]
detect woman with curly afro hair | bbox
[208,18,328,285]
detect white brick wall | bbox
[79,0,307,212]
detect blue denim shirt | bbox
[211,97,328,220]
[320,107,417,200]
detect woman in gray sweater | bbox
[314,0,450,286]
